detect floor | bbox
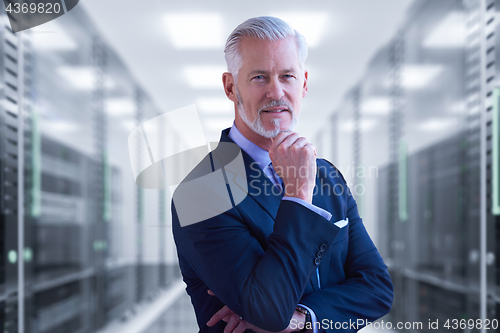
[143,292,199,333]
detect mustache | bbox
[258,100,294,114]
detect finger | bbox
[207,305,233,327]
[222,314,232,322]
[270,131,296,149]
[276,132,300,150]
[207,289,215,296]
[305,143,317,153]
[232,320,250,333]
[291,137,309,149]
[305,143,318,158]
[223,314,243,333]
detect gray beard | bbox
[235,89,297,138]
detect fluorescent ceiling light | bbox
[196,97,233,114]
[272,13,329,47]
[423,12,465,48]
[361,97,391,115]
[417,117,456,131]
[184,66,226,88]
[164,13,224,49]
[339,119,378,132]
[403,65,443,89]
[44,120,78,133]
[122,120,136,131]
[106,98,135,116]
[31,21,77,51]
[448,101,466,114]
[203,118,234,131]
[57,66,115,91]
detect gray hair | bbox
[224,16,308,83]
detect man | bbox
[172,16,393,333]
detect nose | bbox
[266,77,285,100]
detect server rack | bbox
[0,3,181,333]
[327,0,500,330]
[0,10,35,331]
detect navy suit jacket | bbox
[171,128,393,332]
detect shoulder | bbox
[171,141,246,227]
[316,158,347,185]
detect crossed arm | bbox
[206,289,308,333]
[173,184,393,333]
[200,196,394,333]
[174,198,340,331]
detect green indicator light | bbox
[8,250,17,263]
[31,111,42,218]
[93,240,107,251]
[24,247,33,262]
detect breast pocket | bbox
[332,217,349,245]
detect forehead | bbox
[238,37,300,72]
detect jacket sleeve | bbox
[173,196,341,331]
[298,182,394,332]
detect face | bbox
[224,37,308,139]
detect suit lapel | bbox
[219,129,282,220]
[242,152,283,219]
[312,175,329,213]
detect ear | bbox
[302,70,308,98]
[223,72,237,103]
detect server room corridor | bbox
[0,0,499,332]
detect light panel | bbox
[448,100,466,114]
[184,66,226,89]
[164,13,224,49]
[44,120,79,133]
[196,97,233,114]
[417,117,456,131]
[272,13,329,47]
[203,117,234,131]
[31,21,77,51]
[106,98,135,116]
[423,12,466,48]
[339,119,377,132]
[57,66,116,91]
[122,120,136,131]
[361,97,391,115]
[403,65,443,89]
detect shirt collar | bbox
[228,122,271,171]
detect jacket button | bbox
[316,250,325,258]
[320,244,327,251]
[314,257,321,265]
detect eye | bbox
[283,74,295,79]
[252,75,264,80]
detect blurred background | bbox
[0,0,499,332]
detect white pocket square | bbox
[334,217,349,228]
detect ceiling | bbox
[79,0,415,143]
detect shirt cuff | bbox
[298,303,319,333]
[282,197,332,221]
